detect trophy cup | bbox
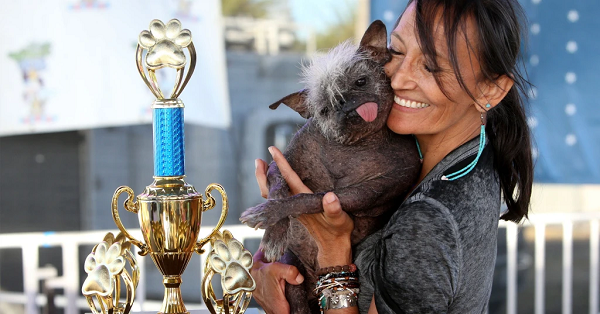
[83,19,255,314]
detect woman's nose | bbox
[386,57,418,91]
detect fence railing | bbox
[499,212,600,314]
[1,212,599,314]
[0,225,265,314]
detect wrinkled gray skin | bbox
[240,20,421,314]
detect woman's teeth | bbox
[394,96,430,109]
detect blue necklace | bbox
[413,123,486,181]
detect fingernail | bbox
[254,159,259,169]
[325,193,337,204]
[268,146,274,156]
[295,273,304,284]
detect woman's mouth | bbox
[394,96,431,109]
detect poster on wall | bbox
[0,0,231,136]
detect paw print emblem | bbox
[138,19,192,70]
[208,230,256,295]
[82,233,131,297]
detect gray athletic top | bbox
[355,136,501,313]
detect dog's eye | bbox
[355,77,367,87]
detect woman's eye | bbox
[355,77,367,86]
[424,64,439,73]
[388,47,403,55]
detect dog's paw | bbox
[263,241,287,263]
[239,201,282,229]
[261,221,289,262]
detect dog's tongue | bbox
[356,102,378,122]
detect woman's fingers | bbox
[255,147,312,198]
[275,261,304,285]
[255,159,269,199]
[268,146,312,195]
[251,248,304,314]
[253,247,304,284]
[321,192,354,233]
[323,192,343,217]
[297,192,354,237]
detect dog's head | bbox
[270,20,392,144]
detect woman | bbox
[252,0,533,312]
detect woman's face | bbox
[385,2,484,138]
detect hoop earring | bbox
[442,112,486,181]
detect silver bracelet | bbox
[321,288,359,310]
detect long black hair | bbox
[406,0,533,222]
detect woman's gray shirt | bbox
[355,137,501,313]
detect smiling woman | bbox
[384,2,512,184]
[249,0,534,313]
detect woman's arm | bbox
[262,147,378,314]
[263,147,353,265]
[304,190,375,314]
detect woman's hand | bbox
[255,146,313,197]
[250,249,304,314]
[251,146,354,313]
[298,192,354,266]
[260,146,354,266]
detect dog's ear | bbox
[359,20,389,65]
[269,89,311,118]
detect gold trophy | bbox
[82,19,255,314]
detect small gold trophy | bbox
[82,19,255,314]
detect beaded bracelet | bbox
[316,263,357,276]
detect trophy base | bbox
[158,276,188,314]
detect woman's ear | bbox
[475,75,514,112]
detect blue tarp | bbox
[370,0,600,183]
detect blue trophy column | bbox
[153,107,185,177]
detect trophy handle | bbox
[195,183,228,254]
[111,186,149,256]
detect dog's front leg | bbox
[240,192,325,229]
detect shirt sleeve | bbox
[372,198,461,314]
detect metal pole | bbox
[535,224,545,314]
[590,220,599,314]
[562,221,573,314]
[355,0,371,42]
[507,223,518,314]
[23,246,40,314]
